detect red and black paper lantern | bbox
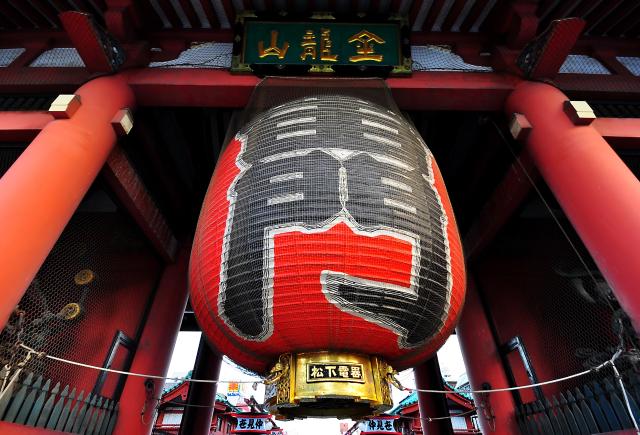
[190,96,465,373]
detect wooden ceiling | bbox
[1,0,639,38]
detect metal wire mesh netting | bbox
[0,205,163,430]
[190,79,466,373]
[224,77,401,145]
[470,126,640,432]
[411,46,492,72]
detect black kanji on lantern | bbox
[220,96,451,349]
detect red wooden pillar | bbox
[457,279,519,434]
[113,251,190,435]
[179,337,223,435]
[506,82,640,332]
[0,75,134,329]
[414,357,454,435]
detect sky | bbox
[165,332,467,435]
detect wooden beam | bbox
[60,11,122,72]
[517,17,586,79]
[464,150,537,260]
[102,146,178,262]
[593,117,640,150]
[0,112,53,142]
[125,68,520,111]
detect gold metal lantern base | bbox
[263,351,397,420]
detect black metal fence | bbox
[516,370,640,434]
[0,368,118,434]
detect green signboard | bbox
[233,18,411,75]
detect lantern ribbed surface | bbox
[190,96,465,373]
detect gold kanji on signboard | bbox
[320,28,338,62]
[348,30,385,62]
[258,30,290,59]
[300,30,316,61]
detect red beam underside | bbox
[0,112,54,142]
[125,69,521,110]
[464,150,537,260]
[592,117,640,150]
[0,68,92,94]
[387,71,520,111]
[103,146,178,262]
[125,68,260,107]
[555,74,640,100]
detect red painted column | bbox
[506,82,640,332]
[179,337,223,435]
[0,75,134,329]
[414,357,454,435]
[113,251,190,435]
[457,279,519,434]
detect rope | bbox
[405,359,611,395]
[17,343,618,396]
[17,343,640,433]
[17,343,262,385]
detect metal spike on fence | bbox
[47,384,68,430]
[516,404,530,435]
[525,403,541,435]
[559,392,580,434]
[565,390,589,434]
[551,395,571,435]
[534,400,554,434]
[593,380,623,430]
[37,381,59,427]
[627,371,640,405]
[26,378,51,426]
[73,392,93,433]
[80,395,99,434]
[93,398,109,435]
[98,400,114,435]
[105,402,119,435]
[64,390,84,433]
[574,386,599,433]
[55,386,75,431]
[543,397,562,435]
[583,383,610,432]
[603,377,633,428]
[16,374,43,424]
[5,371,33,423]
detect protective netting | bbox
[225,77,400,144]
[616,57,640,77]
[472,122,639,415]
[30,48,85,68]
[0,49,25,67]
[148,43,232,69]
[559,54,610,75]
[411,46,492,72]
[190,80,465,373]
[0,204,162,402]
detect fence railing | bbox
[0,369,118,434]
[516,370,640,435]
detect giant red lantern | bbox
[190,95,465,418]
